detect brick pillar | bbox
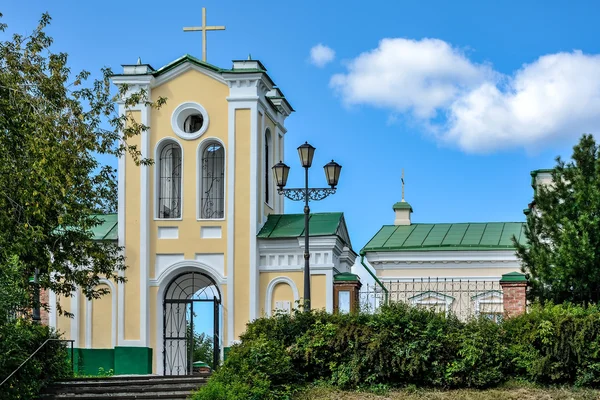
[39,288,49,326]
[500,272,528,318]
[333,273,362,314]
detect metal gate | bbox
[163,272,221,375]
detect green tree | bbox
[193,332,214,369]
[0,13,165,313]
[514,134,600,304]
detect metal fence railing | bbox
[359,278,503,321]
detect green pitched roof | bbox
[362,222,526,253]
[258,213,345,240]
[90,214,118,240]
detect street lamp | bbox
[272,142,342,311]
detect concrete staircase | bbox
[39,374,209,399]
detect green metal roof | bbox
[362,222,526,253]
[500,271,527,283]
[334,272,360,282]
[258,212,344,239]
[90,214,118,240]
[392,201,413,211]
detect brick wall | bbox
[500,280,527,318]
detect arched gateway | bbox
[163,271,221,375]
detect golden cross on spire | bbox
[401,169,405,202]
[183,8,226,62]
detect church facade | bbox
[48,54,356,375]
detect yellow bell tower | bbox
[109,53,293,374]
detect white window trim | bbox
[171,102,210,140]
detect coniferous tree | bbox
[515,134,600,304]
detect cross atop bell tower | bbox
[183,7,226,62]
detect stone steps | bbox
[39,374,209,399]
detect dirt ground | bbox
[296,386,600,400]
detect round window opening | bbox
[183,112,204,133]
[171,102,210,140]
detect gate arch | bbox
[163,271,221,375]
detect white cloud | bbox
[330,38,600,153]
[309,44,335,67]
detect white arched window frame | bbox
[157,140,183,219]
[264,128,272,207]
[199,140,225,220]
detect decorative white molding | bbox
[155,254,185,278]
[472,290,504,316]
[70,289,80,348]
[48,289,57,329]
[366,250,519,264]
[409,291,454,314]
[153,261,225,375]
[249,102,259,321]
[151,260,226,287]
[194,253,225,278]
[140,92,152,348]
[226,101,236,346]
[265,277,299,317]
[85,298,92,348]
[200,226,222,239]
[158,227,179,239]
[171,102,210,140]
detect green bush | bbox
[503,302,600,387]
[0,257,73,399]
[0,320,73,399]
[193,302,600,399]
[192,335,300,400]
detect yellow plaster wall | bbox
[149,70,230,278]
[124,111,141,341]
[91,284,112,348]
[258,271,330,315]
[234,109,251,339]
[259,272,303,316]
[310,274,327,311]
[56,297,71,339]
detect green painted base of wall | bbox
[73,347,152,376]
[74,348,115,375]
[114,346,153,374]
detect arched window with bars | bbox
[200,142,225,219]
[264,129,272,205]
[158,142,183,219]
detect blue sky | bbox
[4,1,600,249]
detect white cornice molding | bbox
[366,249,519,264]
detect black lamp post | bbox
[272,142,342,311]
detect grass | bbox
[296,385,600,400]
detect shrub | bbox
[192,335,300,400]
[0,320,72,399]
[503,302,600,387]
[194,302,600,398]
